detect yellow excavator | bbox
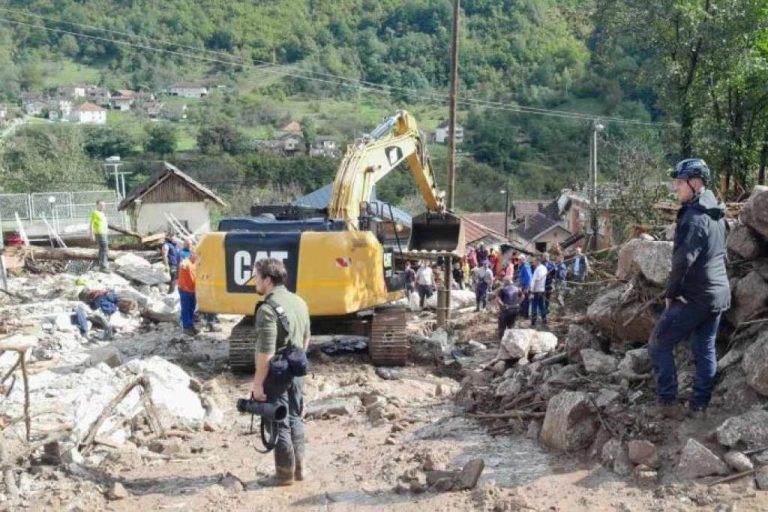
[195,111,464,371]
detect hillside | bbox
[0,0,766,215]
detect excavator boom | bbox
[328,111,463,255]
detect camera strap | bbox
[254,295,294,348]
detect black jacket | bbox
[666,189,730,311]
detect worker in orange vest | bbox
[178,254,198,336]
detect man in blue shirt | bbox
[517,255,532,318]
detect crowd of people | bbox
[404,242,590,339]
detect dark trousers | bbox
[418,285,432,308]
[168,267,178,294]
[179,290,196,329]
[497,307,518,339]
[96,234,109,269]
[520,290,530,318]
[275,376,305,476]
[475,283,488,310]
[530,292,547,323]
[649,301,721,410]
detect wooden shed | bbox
[118,162,226,235]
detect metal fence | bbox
[0,190,125,238]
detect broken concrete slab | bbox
[727,224,766,260]
[580,349,618,374]
[676,438,729,480]
[740,185,768,240]
[540,391,598,452]
[106,482,128,501]
[601,438,630,475]
[716,409,768,449]
[426,470,459,487]
[628,440,659,469]
[594,389,621,409]
[742,331,768,396]
[616,239,674,286]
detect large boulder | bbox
[726,271,768,326]
[742,331,768,396]
[540,391,598,452]
[616,239,674,286]
[716,409,768,449]
[424,289,476,310]
[676,439,729,480]
[727,224,766,260]
[564,324,600,364]
[587,283,657,344]
[498,329,558,361]
[741,185,768,240]
[618,348,652,376]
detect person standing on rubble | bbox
[541,252,556,313]
[495,277,521,339]
[571,247,589,282]
[250,258,310,486]
[530,256,548,326]
[415,261,434,309]
[89,200,109,272]
[472,261,494,312]
[518,255,532,319]
[161,234,181,294]
[178,254,198,336]
[452,261,465,290]
[649,158,730,419]
[403,261,416,295]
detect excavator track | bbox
[369,306,408,366]
[229,316,256,373]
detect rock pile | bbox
[453,185,768,487]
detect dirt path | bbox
[20,349,763,512]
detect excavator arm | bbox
[327,110,464,256]
[328,111,444,226]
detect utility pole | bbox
[438,0,460,328]
[589,121,604,251]
[501,187,510,241]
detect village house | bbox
[142,101,165,120]
[434,119,464,144]
[84,86,111,107]
[118,162,226,235]
[167,84,208,98]
[309,136,339,157]
[56,86,86,100]
[109,90,138,111]
[463,212,510,241]
[69,102,107,125]
[278,132,303,155]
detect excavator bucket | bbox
[408,211,465,257]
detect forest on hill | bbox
[0,0,766,216]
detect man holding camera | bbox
[251,258,311,486]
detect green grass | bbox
[43,61,101,87]
[176,126,198,151]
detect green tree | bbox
[83,126,138,159]
[197,122,244,155]
[144,123,178,156]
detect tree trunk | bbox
[759,140,767,186]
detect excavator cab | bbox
[408,211,465,256]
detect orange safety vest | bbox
[178,259,196,293]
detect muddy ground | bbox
[8,312,767,512]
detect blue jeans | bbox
[649,301,721,410]
[274,376,305,476]
[475,282,488,310]
[530,292,547,323]
[179,290,196,329]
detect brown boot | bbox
[650,402,684,420]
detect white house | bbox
[118,162,226,235]
[109,90,137,111]
[434,119,465,144]
[168,85,208,98]
[69,102,107,124]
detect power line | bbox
[0,10,675,128]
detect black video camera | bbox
[236,398,287,421]
[236,397,287,453]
